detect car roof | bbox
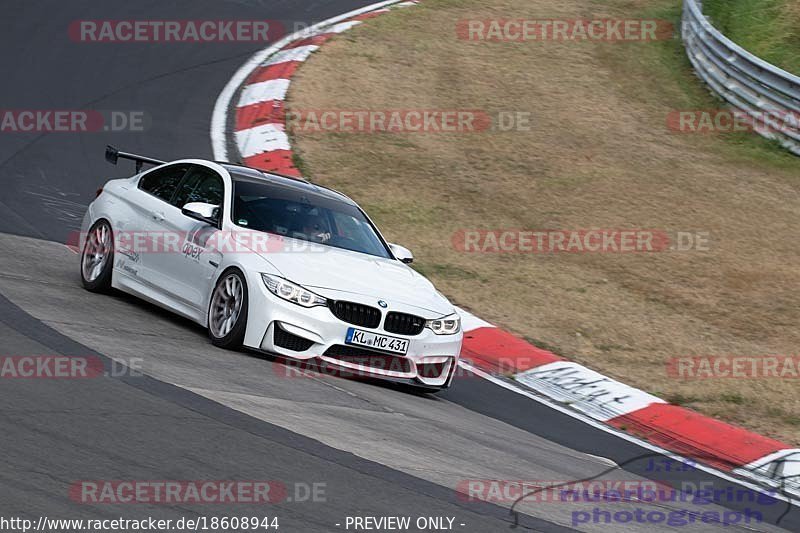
[218,162,356,206]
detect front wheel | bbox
[80,220,114,293]
[208,269,249,350]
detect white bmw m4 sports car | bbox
[79,147,463,391]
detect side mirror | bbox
[389,243,414,264]
[182,202,220,227]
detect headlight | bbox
[425,313,461,335]
[261,274,327,307]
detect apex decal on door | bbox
[182,239,203,262]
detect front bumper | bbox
[243,274,462,388]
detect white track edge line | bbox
[210,0,407,161]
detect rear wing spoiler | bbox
[105,145,165,173]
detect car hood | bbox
[239,234,453,316]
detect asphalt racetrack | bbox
[0,1,797,532]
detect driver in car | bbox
[302,213,332,243]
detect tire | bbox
[208,268,249,350]
[80,219,114,293]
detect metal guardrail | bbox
[682,0,800,156]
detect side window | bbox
[778,453,800,482]
[171,174,202,208]
[138,164,190,202]
[171,166,224,208]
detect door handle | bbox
[152,211,165,222]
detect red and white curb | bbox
[455,308,797,484]
[210,0,798,500]
[211,0,419,175]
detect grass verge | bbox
[703,0,800,75]
[289,0,800,444]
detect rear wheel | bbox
[80,220,114,293]
[208,269,248,349]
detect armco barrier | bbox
[682,0,800,155]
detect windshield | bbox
[232,178,391,259]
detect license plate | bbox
[345,328,409,355]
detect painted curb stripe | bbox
[211,0,408,161]
[515,361,665,422]
[235,100,285,132]
[238,78,291,108]
[608,404,789,470]
[235,123,289,158]
[351,10,392,21]
[460,327,563,375]
[284,34,336,50]
[461,325,793,470]
[461,325,792,470]
[247,62,301,85]
[243,150,300,177]
[262,45,319,66]
[227,3,401,174]
[328,20,363,34]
